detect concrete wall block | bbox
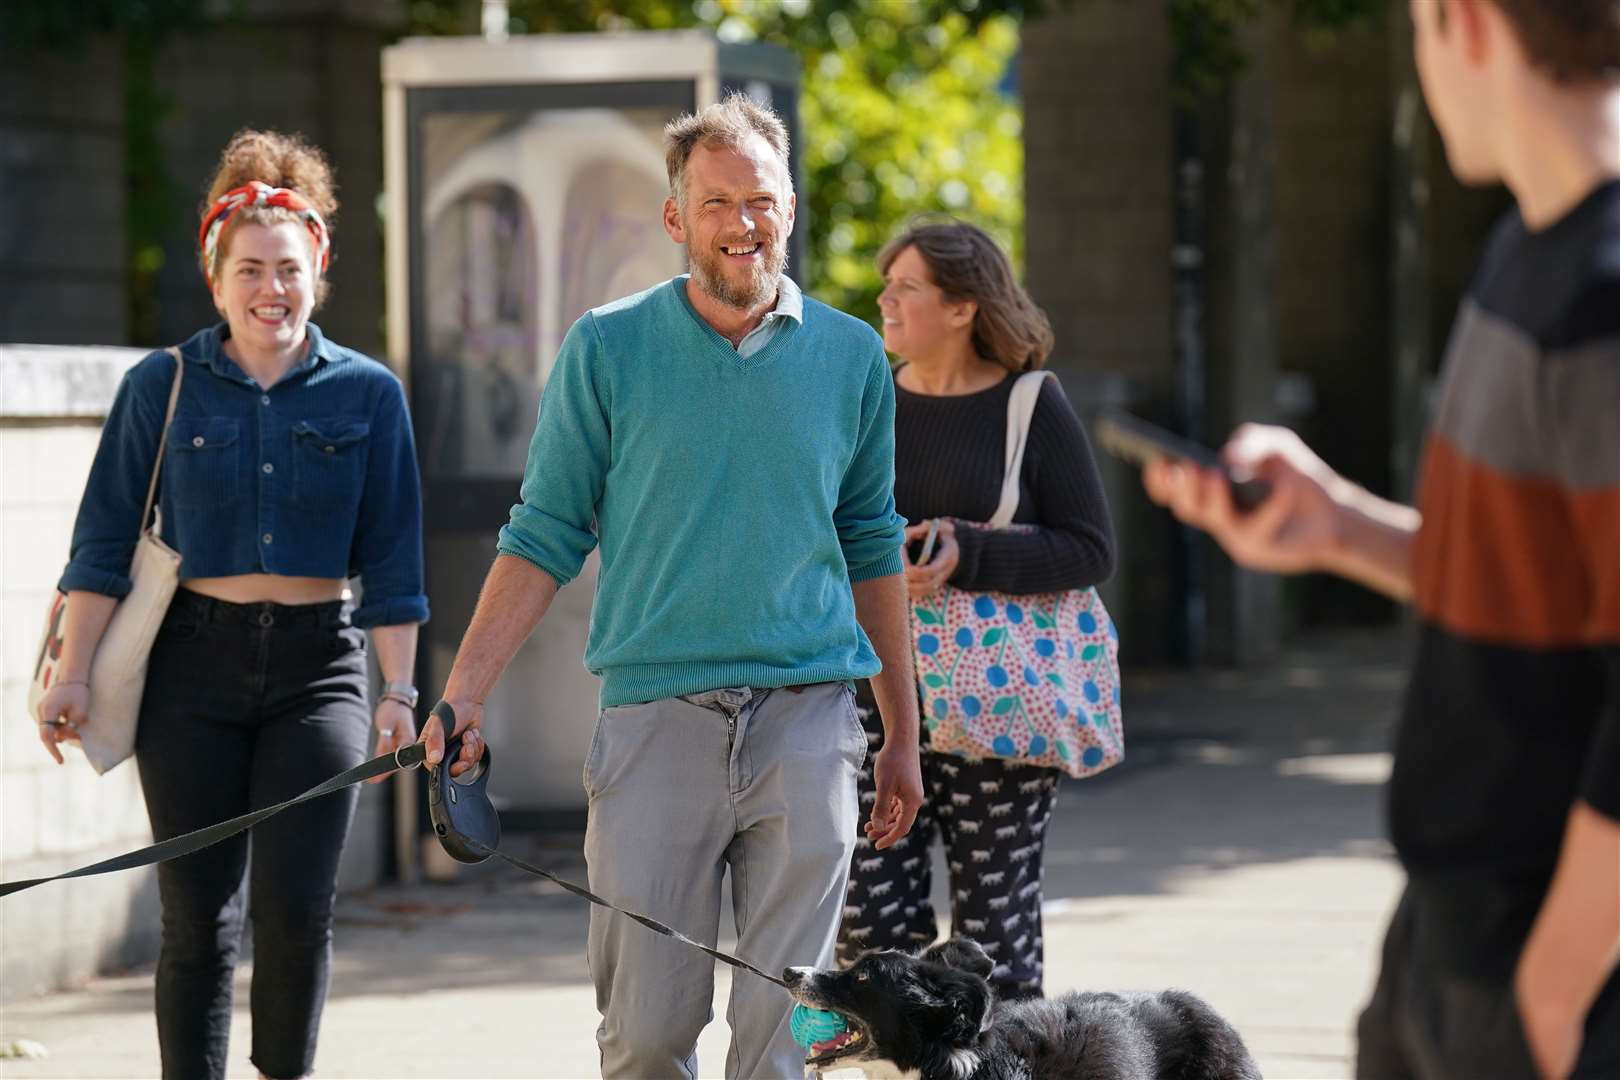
[4,513,76,594]
[2,683,49,767]
[0,848,159,1002]
[2,769,39,862]
[35,760,103,855]
[0,426,104,506]
[3,600,53,712]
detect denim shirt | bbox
[59,323,429,628]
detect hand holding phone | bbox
[1093,410,1271,511]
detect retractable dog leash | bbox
[0,702,790,990]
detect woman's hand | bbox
[367,698,419,782]
[34,681,90,765]
[903,519,960,600]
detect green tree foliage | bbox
[724,2,1026,319]
[408,0,1030,324]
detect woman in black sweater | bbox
[836,221,1116,999]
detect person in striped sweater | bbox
[1143,3,1619,1078]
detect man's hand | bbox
[1512,801,1620,1080]
[903,519,960,600]
[418,698,486,778]
[1142,424,1345,575]
[1515,992,1583,1080]
[1141,423,1420,601]
[865,741,924,850]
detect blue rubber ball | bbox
[790,1004,849,1048]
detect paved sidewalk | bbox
[1,631,1409,1079]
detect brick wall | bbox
[0,39,128,346]
[1021,0,1176,661]
[1022,0,1173,390]
[152,18,393,357]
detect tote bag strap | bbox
[988,370,1053,530]
[141,348,186,540]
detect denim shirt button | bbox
[323,445,335,454]
[262,532,273,545]
[192,436,205,447]
[260,394,271,406]
[262,463,274,475]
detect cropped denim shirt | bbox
[59,323,429,628]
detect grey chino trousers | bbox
[583,682,867,1079]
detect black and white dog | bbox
[784,937,1261,1080]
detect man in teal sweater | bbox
[421,94,924,1078]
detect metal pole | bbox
[481,0,509,41]
[1171,105,1208,667]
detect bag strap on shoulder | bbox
[989,370,1053,530]
[141,348,185,539]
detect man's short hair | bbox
[1490,0,1620,83]
[663,92,792,209]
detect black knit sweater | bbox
[893,368,1116,596]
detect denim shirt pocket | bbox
[291,418,371,512]
[167,417,240,507]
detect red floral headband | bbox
[198,180,330,286]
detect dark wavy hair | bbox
[878,220,1054,373]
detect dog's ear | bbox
[923,936,994,980]
[942,970,993,1043]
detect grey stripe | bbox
[1430,301,1620,489]
[1544,336,1620,490]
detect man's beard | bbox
[688,233,787,310]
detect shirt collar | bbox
[189,321,344,381]
[764,274,804,325]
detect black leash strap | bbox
[475,841,790,989]
[0,744,425,899]
[0,734,789,989]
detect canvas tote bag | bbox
[28,347,185,774]
[910,371,1124,778]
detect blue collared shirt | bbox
[735,275,804,357]
[59,323,429,628]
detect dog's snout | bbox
[783,966,812,986]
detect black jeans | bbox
[135,589,369,1080]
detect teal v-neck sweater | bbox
[497,276,906,707]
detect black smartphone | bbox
[1093,409,1271,511]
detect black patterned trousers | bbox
[836,689,1060,999]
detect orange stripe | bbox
[1570,486,1620,641]
[1413,435,1618,646]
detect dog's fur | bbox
[784,938,1260,1080]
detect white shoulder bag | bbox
[28,347,185,774]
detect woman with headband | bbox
[34,129,428,1080]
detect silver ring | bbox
[380,728,395,737]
